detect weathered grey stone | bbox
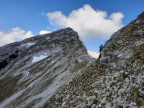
[100,56,111,64]
[117,40,123,44]
[132,30,144,36]
[0,27,94,108]
[117,50,132,59]
[135,40,144,46]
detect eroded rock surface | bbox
[0,27,93,108]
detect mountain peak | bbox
[0,28,93,108]
[135,11,144,24]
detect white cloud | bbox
[0,27,33,47]
[47,4,124,40]
[88,50,99,58]
[39,30,51,35]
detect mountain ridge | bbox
[0,27,93,108]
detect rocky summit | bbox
[43,12,144,108]
[0,27,93,108]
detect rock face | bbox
[0,27,93,108]
[43,12,144,108]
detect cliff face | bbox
[0,27,93,108]
[44,12,144,108]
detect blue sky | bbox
[0,0,144,57]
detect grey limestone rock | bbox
[0,27,94,108]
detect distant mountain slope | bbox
[0,27,93,108]
[43,12,144,108]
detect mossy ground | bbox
[0,74,22,103]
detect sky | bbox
[0,0,144,58]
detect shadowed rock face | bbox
[0,27,94,108]
[43,12,144,108]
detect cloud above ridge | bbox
[0,27,33,47]
[47,4,124,40]
[88,50,99,58]
[39,30,51,35]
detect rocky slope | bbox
[43,12,144,108]
[0,27,93,108]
